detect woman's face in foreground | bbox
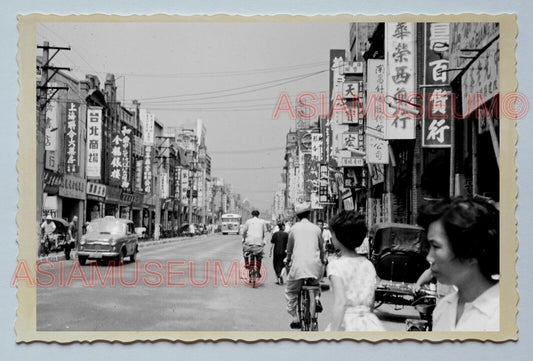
[426,220,471,286]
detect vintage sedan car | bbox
[77,216,139,265]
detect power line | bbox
[74,61,329,78]
[128,69,328,102]
[210,146,284,154]
[38,24,100,75]
[212,166,282,171]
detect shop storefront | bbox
[132,193,144,227]
[105,185,121,217]
[143,193,157,237]
[120,191,134,220]
[58,174,86,233]
[86,181,106,222]
[42,170,62,220]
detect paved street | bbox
[37,233,420,332]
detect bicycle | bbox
[297,278,321,331]
[243,244,264,288]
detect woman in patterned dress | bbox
[325,210,385,331]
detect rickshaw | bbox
[40,218,75,259]
[368,223,431,309]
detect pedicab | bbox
[40,217,75,259]
[368,223,434,312]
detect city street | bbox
[36,233,420,332]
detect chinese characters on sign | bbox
[44,95,59,172]
[423,23,452,147]
[160,172,169,199]
[143,146,153,193]
[366,59,390,164]
[65,102,79,173]
[310,133,323,209]
[120,126,131,189]
[140,109,155,146]
[110,130,123,185]
[385,22,416,139]
[319,164,329,203]
[86,107,102,179]
[366,133,389,164]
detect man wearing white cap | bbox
[41,215,56,237]
[40,215,56,253]
[284,202,326,329]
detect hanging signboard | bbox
[86,107,102,179]
[385,22,416,140]
[423,23,452,147]
[65,102,80,173]
[45,99,58,151]
[160,172,169,199]
[143,145,153,193]
[342,81,361,99]
[340,61,364,75]
[110,129,123,186]
[342,188,355,211]
[462,39,499,118]
[367,59,386,136]
[366,132,389,164]
[140,109,155,146]
[120,126,132,189]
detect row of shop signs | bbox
[45,170,145,206]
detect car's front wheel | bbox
[130,247,138,263]
[78,256,87,266]
[114,249,125,265]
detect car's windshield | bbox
[87,220,126,235]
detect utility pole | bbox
[36,41,70,250]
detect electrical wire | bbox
[129,69,328,102]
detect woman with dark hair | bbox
[325,210,385,331]
[417,197,500,331]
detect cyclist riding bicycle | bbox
[40,214,56,255]
[284,202,326,329]
[242,210,268,277]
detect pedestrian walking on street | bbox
[269,222,288,284]
[416,196,500,331]
[325,210,385,331]
[66,215,79,260]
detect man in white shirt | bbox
[285,203,326,328]
[242,210,267,276]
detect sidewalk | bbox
[36,234,208,262]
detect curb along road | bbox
[36,234,212,263]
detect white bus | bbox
[221,213,242,235]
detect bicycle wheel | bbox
[302,290,311,331]
[308,290,318,331]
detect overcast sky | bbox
[37,20,349,212]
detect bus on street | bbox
[221,213,242,235]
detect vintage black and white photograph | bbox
[15,14,517,342]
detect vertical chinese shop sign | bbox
[423,23,452,147]
[121,126,132,188]
[65,102,79,173]
[385,22,416,140]
[86,107,102,179]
